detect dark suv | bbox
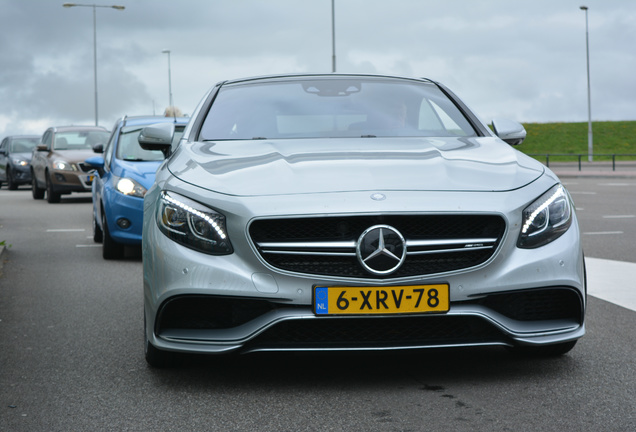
[31,126,109,203]
[0,135,40,189]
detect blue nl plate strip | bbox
[314,287,328,315]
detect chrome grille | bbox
[249,215,506,279]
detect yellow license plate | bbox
[314,284,449,315]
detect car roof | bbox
[6,135,40,139]
[117,115,189,128]
[51,126,109,133]
[218,73,437,87]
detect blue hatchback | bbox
[86,115,188,259]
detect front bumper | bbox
[9,164,32,185]
[103,187,144,245]
[151,287,584,355]
[143,210,586,355]
[50,170,93,193]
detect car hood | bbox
[10,151,33,161]
[112,160,162,190]
[52,149,96,163]
[167,137,545,196]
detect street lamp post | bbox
[331,0,336,72]
[580,5,593,162]
[162,50,174,109]
[62,3,125,127]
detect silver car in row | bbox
[138,74,585,367]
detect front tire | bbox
[6,168,17,190]
[144,314,176,368]
[93,214,103,243]
[31,171,45,199]
[102,212,124,259]
[46,172,61,203]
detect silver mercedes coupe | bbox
[138,74,585,367]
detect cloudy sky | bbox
[1,0,635,137]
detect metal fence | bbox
[527,154,636,171]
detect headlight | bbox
[11,158,29,167]
[518,184,573,249]
[156,191,233,255]
[115,176,147,198]
[52,160,75,171]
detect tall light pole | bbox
[331,0,336,72]
[62,3,125,127]
[162,50,174,109]
[580,6,593,162]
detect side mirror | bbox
[492,118,526,146]
[85,155,105,178]
[92,143,105,154]
[36,144,48,152]
[85,156,105,169]
[138,122,175,158]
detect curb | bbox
[550,168,636,179]
[554,172,636,179]
[547,162,636,179]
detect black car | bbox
[0,135,41,189]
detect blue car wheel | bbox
[102,211,124,260]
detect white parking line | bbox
[569,191,597,195]
[46,229,86,232]
[76,245,101,248]
[602,215,635,219]
[583,231,624,235]
[587,258,636,312]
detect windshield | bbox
[54,130,109,150]
[200,78,477,141]
[10,137,39,153]
[116,126,185,161]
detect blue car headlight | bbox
[518,184,573,249]
[156,191,233,255]
[114,176,147,198]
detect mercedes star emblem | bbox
[356,224,406,275]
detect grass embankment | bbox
[519,121,636,162]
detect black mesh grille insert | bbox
[246,315,505,350]
[465,287,584,323]
[157,296,279,331]
[249,214,505,278]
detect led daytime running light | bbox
[521,187,562,236]
[162,192,227,240]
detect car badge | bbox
[356,225,406,275]
[370,193,386,201]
